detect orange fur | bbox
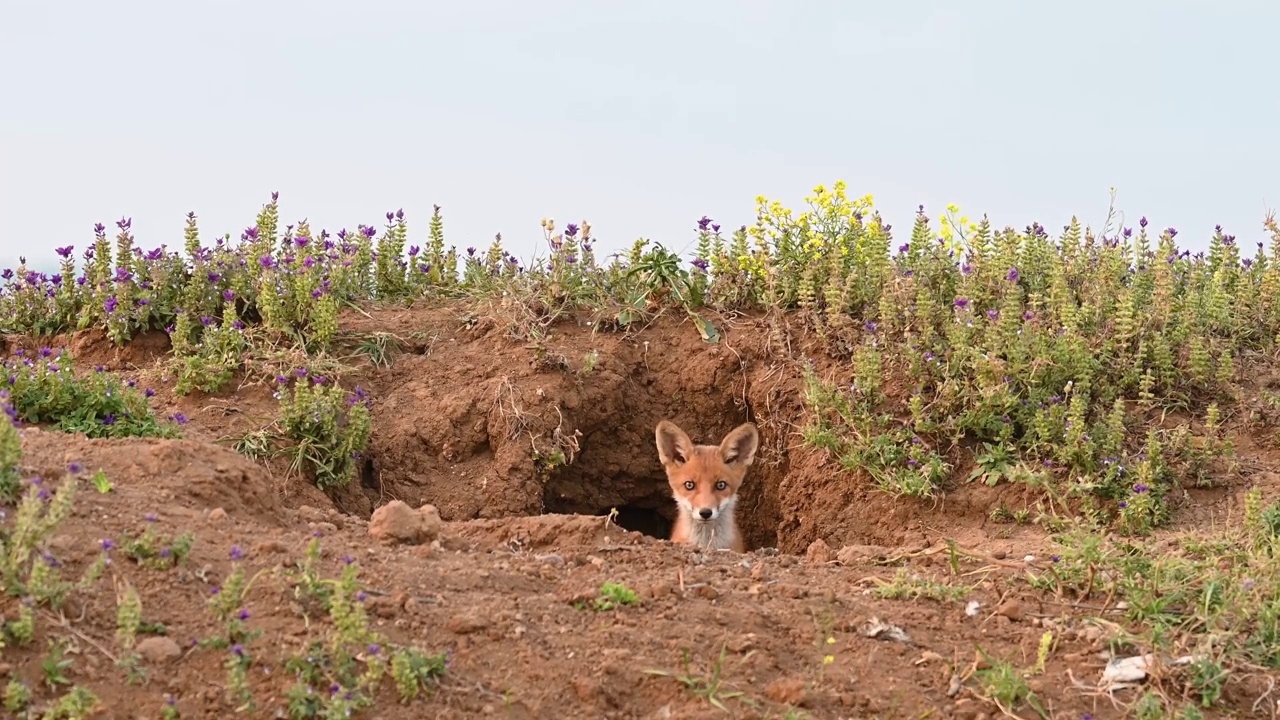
[654,419,759,553]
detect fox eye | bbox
[714,480,727,491]
[684,481,696,491]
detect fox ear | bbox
[655,420,694,466]
[719,423,759,467]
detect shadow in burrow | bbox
[538,402,787,552]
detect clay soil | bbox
[3,305,1277,719]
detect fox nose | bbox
[698,508,713,520]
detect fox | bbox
[654,419,760,553]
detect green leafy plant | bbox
[276,375,372,490]
[3,350,180,439]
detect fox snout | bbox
[689,502,722,521]
[675,495,723,522]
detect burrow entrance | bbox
[353,322,792,550]
[539,423,782,551]
[542,477,677,541]
[610,503,674,540]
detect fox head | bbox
[654,420,760,522]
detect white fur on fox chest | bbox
[678,503,739,550]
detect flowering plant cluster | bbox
[0,184,1274,528]
[740,184,1268,535]
[275,370,372,490]
[2,348,179,441]
[0,429,106,713]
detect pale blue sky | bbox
[2,0,1277,274]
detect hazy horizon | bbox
[3,0,1278,275]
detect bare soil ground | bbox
[3,305,1276,719]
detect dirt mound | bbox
[446,513,652,552]
[352,308,1049,556]
[17,426,286,526]
[12,437,1263,718]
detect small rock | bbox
[995,599,1023,622]
[368,593,405,619]
[952,698,981,720]
[645,583,672,599]
[696,585,720,601]
[136,637,182,665]
[252,540,287,555]
[416,504,443,541]
[764,676,807,705]
[726,634,757,653]
[208,508,228,522]
[915,650,945,666]
[447,612,490,635]
[572,677,598,702]
[781,584,807,599]
[836,544,889,564]
[368,501,428,545]
[804,539,832,565]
